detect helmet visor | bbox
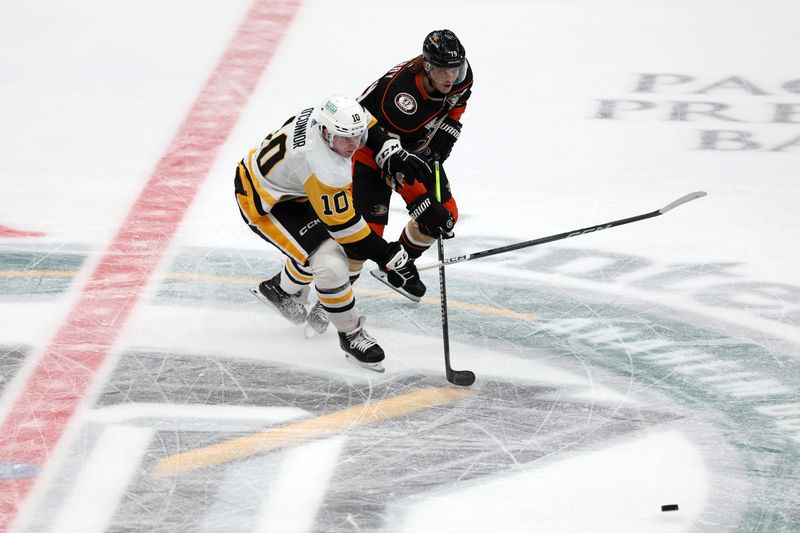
[328,129,367,158]
[426,60,468,90]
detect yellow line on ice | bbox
[167,273,540,321]
[354,286,540,322]
[1,270,540,322]
[150,386,476,478]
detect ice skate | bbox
[370,262,426,303]
[250,274,308,325]
[338,320,385,373]
[304,300,330,338]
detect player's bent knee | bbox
[308,239,349,289]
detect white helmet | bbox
[317,95,370,149]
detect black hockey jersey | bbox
[357,56,473,155]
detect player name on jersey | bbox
[293,107,314,149]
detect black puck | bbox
[661,504,679,512]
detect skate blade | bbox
[305,323,329,339]
[305,310,329,339]
[345,353,385,373]
[304,324,320,339]
[369,269,421,303]
[250,286,307,326]
[250,286,268,304]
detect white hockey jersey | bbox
[239,106,371,246]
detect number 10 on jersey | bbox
[320,191,349,216]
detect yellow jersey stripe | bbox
[332,224,372,245]
[318,288,354,306]
[246,148,279,208]
[236,193,307,264]
[286,260,313,282]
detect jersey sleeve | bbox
[304,174,370,244]
[364,119,392,154]
[303,174,390,262]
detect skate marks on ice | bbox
[29,353,679,533]
[149,385,477,478]
[0,346,27,398]
[3,243,800,530]
[352,244,800,531]
[0,347,36,481]
[0,244,87,300]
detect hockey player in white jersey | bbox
[235,95,432,371]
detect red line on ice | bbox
[0,1,302,529]
[0,225,45,238]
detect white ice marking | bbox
[48,425,153,533]
[254,436,346,533]
[88,402,305,426]
[397,430,707,533]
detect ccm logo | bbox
[567,224,613,238]
[299,219,321,236]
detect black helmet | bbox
[422,29,466,68]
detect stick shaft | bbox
[434,163,453,372]
[418,191,706,271]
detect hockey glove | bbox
[374,139,432,188]
[381,241,421,288]
[408,193,455,239]
[427,118,461,162]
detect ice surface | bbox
[1,0,799,532]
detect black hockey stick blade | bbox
[447,368,476,386]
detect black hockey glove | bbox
[374,139,432,188]
[408,193,455,239]
[381,241,421,288]
[427,118,461,162]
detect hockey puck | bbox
[661,504,679,512]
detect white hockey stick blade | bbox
[369,269,421,302]
[345,354,385,373]
[658,190,707,214]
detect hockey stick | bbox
[434,162,475,387]
[417,191,707,272]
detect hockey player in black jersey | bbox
[350,29,471,296]
[304,30,473,335]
